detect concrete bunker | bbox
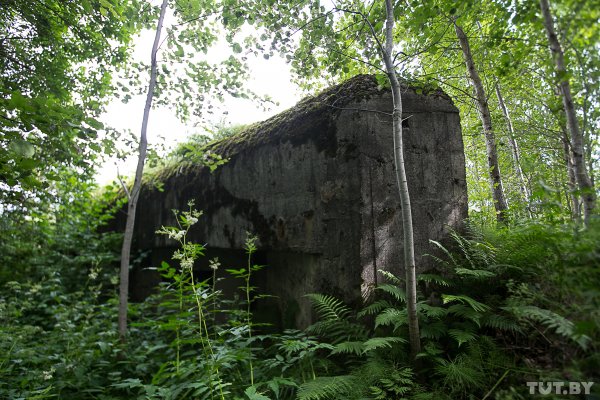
[121,75,468,329]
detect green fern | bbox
[448,328,477,347]
[306,294,352,321]
[429,231,499,276]
[419,321,447,340]
[330,337,406,356]
[418,303,448,319]
[331,341,365,356]
[505,305,591,349]
[306,319,369,344]
[454,268,496,279]
[297,375,354,400]
[452,230,497,270]
[442,294,490,313]
[376,284,406,302]
[480,313,522,333]
[369,367,415,399]
[447,304,483,326]
[416,273,451,287]
[428,239,459,267]
[357,299,393,318]
[374,308,408,330]
[417,342,445,362]
[435,354,484,395]
[378,270,404,285]
[363,337,406,352]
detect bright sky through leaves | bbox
[96,24,300,184]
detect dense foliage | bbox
[1,0,598,398]
[1,206,598,398]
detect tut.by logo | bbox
[526,381,594,395]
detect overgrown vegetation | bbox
[1,197,598,398]
[2,0,599,398]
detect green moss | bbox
[137,74,448,190]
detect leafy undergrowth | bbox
[1,218,598,399]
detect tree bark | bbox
[454,22,509,223]
[540,0,595,225]
[118,0,168,342]
[561,126,581,221]
[383,0,420,359]
[494,83,531,208]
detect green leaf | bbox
[417,273,450,286]
[112,378,144,389]
[18,158,38,170]
[9,139,36,158]
[376,284,406,302]
[297,376,354,400]
[331,341,365,355]
[363,336,406,352]
[375,308,407,330]
[245,386,271,400]
[454,268,496,278]
[419,303,447,318]
[442,294,490,312]
[306,293,352,321]
[232,43,243,53]
[448,329,476,346]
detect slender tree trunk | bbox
[118,0,168,342]
[561,126,581,221]
[383,0,420,359]
[494,83,531,207]
[454,22,508,223]
[540,0,595,225]
[573,51,597,188]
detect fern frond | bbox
[454,268,496,279]
[428,239,457,267]
[505,305,591,349]
[435,354,483,392]
[448,328,477,347]
[447,304,482,326]
[378,270,403,285]
[417,273,451,286]
[442,294,490,313]
[419,321,448,340]
[306,293,352,321]
[418,341,445,357]
[419,303,447,319]
[376,284,406,302]
[357,300,393,318]
[480,313,522,333]
[368,366,416,399]
[355,356,393,378]
[331,341,365,356]
[374,308,407,330]
[297,375,354,400]
[363,337,406,352]
[306,319,369,344]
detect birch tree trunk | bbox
[540,0,595,225]
[383,0,421,359]
[561,127,581,220]
[118,0,168,342]
[494,83,531,207]
[454,22,509,223]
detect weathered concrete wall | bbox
[121,75,467,329]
